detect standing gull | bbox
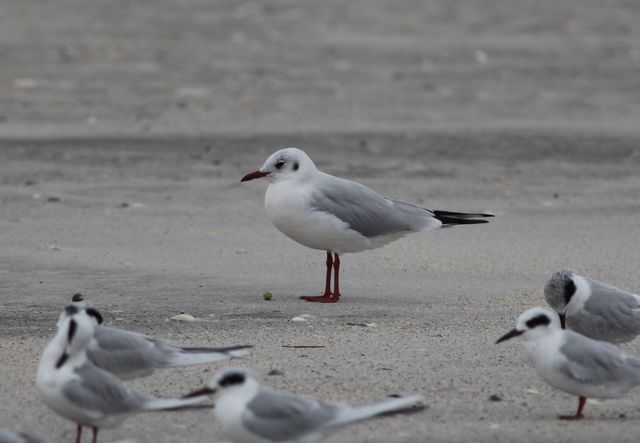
[241,148,492,302]
[67,301,251,379]
[187,368,424,443]
[37,306,211,443]
[496,307,640,420]
[544,269,640,343]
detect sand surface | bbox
[1,1,640,442]
[1,135,640,443]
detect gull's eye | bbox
[275,160,285,169]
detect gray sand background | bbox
[1,1,640,443]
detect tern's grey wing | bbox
[90,327,174,376]
[309,173,440,238]
[243,388,342,441]
[558,332,640,385]
[0,430,50,443]
[570,279,640,342]
[63,363,149,415]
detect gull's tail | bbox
[167,345,252,367]
[433,210,494,226]
[330,395,425,427]
[143,393,211,411]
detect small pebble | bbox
[263,292,273,301]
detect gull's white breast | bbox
[264,181,371,254]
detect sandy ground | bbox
[1,0,640,136]
[2,1,640,442]
[1,135,640,443]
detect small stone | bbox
[71,293,84,302]
[268,369,284,376]
[489,394,502,402]
[263,292,273,301]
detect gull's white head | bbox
[496,307,560,344]
[544,269,577,328]
[241,148,317,184]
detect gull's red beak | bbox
[241,170,270,182]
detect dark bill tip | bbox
[495,328,524,344]
[241,170,270,182]
[182,387,216,399]
[559,313,566,329]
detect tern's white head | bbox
[544,269,577,328]
[496,307,560,344]
[241,148,317,184]
[52,305,98,368]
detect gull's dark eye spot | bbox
[275,160,285,169]
[526,314,551,329]
[563,279,577,305]
[293,162,299,171]
[219,372,246,387]
[86,308,104,325]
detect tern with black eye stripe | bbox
[187,367,424,443]
[36,306,211,443]
[544,269,640,343]
[497,307,640,420]
[68,302,251,380]
[241,147,493,303]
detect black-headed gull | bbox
[36,306,210,443]
[186,367,424,443]
[496,307,640,420]
[544,269,640,343]
[242,147,493,303]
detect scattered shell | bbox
[170,313,196,322]
[292,314,314,322]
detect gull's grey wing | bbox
[0,430,50,443]
[309,173,440,238]
[90,327,174,376]
[570,278,640,342]
[243,388,342,441]
[558,331,640,385]
[62,363,149,415]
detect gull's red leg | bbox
[332,253,341,299]
[75,425,82,443]
[559,396,586,420]
[92,426,98,443]
[301,251,339,303]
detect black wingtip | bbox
[433,210,494,225]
